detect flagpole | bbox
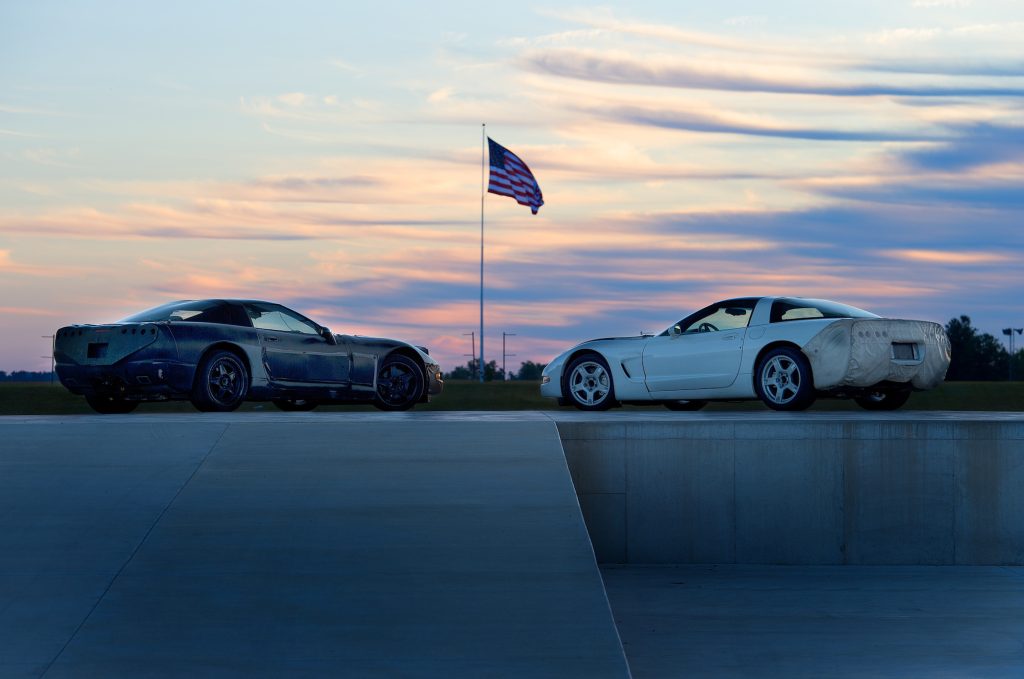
[479,123,485,384]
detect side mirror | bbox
[671,324,682,337]
[320,327,337,345]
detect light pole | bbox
[502,332,516,381]
[1003,328,1023,381]
[463,332,476,380]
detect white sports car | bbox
[540,297,951,412]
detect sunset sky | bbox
[2,1,1022,373]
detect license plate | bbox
[892,342,916,360]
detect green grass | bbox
[1,380,1022,415]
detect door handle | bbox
[723,334,738,340]
[264,336,279,343]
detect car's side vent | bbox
[620,362,632,378]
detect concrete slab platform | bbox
[603,564,1024,678]
[0,417,628,678]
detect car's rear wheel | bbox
[663,400,707,411]
[272,398,318,412]
[755,347,816,411]
[191,350,249,412]
[85,394,139,414]
[373,354,425,411]
[564,354,616,411]
[855,389,911,411]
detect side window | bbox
[246,304,320,335]
[679,302,755,334]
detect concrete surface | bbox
[602,563,1024,678]
[3,410,1023,677]
[0,415,628,678]
[556,412,1024,565]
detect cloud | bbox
[820,179,1024,209]
[879,249,1009,264]
[593,104,938,142]
[523,48,1024,98]
[856,58,1024,76]
[897,122,1024,171]
[0,306,62,317]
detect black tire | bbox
[373,354,425,411]
[564,354,616,411]
[663,400,707,411]
[191,349,249,412]
[855,389,911,411]
[754,347,816,411]
[85,394,139,414]
[272,399,318,412]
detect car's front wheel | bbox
[272,398,318,412]
[85,394,139,414]
[855,389,911,411]
[191,350,249,412]
[755,347,816,411]
[564,354,616,411]
[373,354,425,411]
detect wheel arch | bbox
[192,342,252,389]
[381,347,429,402]
[384,347,426,375]
[560,348,610,394]
[751,341,810,390]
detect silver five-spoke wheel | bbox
[755,347,815,411]
[565,354,616,411]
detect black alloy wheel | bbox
[85,394,140,414]
[191,350,249,412]
[855,389,911,411]
[373,354,425,411]
[754,347,816,411]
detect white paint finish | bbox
[641,331,744,391]
[539,296,950,405]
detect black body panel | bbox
[54,299,443,406]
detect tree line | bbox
[0,371,54,382]
[945,316,1023,381]
[445,359,547,381]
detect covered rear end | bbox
[54,323,189,399]
[803,319,950,391]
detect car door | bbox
[642,300,755,391]
[245,303,350,384]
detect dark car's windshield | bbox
[770,298,878,323]
[120,300,252,327]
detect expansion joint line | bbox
[39,424,231,677]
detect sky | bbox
[1,1,1022,373]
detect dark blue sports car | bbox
[54,299,443,413]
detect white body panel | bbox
[540,297,950,404]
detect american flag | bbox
[487,138,543,215]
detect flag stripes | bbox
[487,137,543,215]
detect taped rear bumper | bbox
[803,319,950,391]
